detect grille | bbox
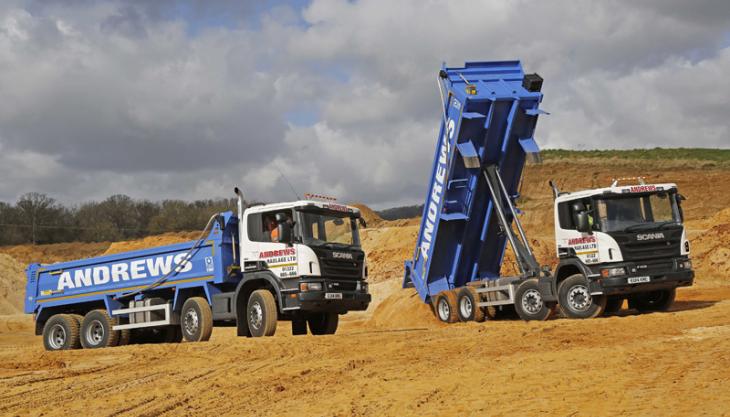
[320,258,363,280]
[610,228,682,261]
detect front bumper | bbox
[285,278,371,313]
[297,291,371,313]
[589,269,694,296]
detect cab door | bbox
[556,198,601,265]
[244,209,299,279]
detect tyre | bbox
[603,297,624,315]
[433,290,458,323]
[80,310,120,349]
[181,297,214,342]
[43,314,81,351]
[629,289,676,313]
[456,287,485,322]
[308,312,338,335]
[117,329,132,346]
[558,274,606,319]
[514,279,553,321]
[247,290,278,337]
[292,319,308,336]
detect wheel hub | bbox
[249,302,263,330]
[437,298,450,321]
[48,324,66,349]
[568,285,592,311]
[184,309,200,335]
[521,289,543,314]
[86,320,104,345]
[459,296,473,319]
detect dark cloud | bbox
[0,0,728,208]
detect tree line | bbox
[0,193,240,246]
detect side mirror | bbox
[358,218,367,229]
[575,211,592,234]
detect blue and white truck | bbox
[26,189,371,350]
[403,60,694,322]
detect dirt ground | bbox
[0,158,729,416]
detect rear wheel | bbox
[80,310,120,349]
[292,319,308,336]
[603,297,624,315]
[558,274,606,319]
[456,287,485,322]
[181,297,213,342]
[308,312,338,335]
[514,279,553,321]
[43,314,81,351]
[629,289,676,313]
[247,290,278,337]
[434,290,458,323]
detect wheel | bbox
[292,319,308,336]
[308,312,339,335]
[162,325,183,343]
[603,297,624,315]
[247,290,278,337]
[456,287,485,322]
[43,314,81,351]
[181,297,213,342]
[514,279,553,321]
[117,329,132,346]
[80,310,120,349]
[558,274,606,319]
[433,290,458,323]
[629,289,676,313]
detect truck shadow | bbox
[601,299,717,318]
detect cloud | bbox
[0,0,728,208]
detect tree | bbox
[16,193,58,244]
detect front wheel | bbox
[514,279,553,321]
[181,297,213,342]
[247,290,278,337]
[308,312,338,335]
[558,274,606,319]
[629,289,676,313]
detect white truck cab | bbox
[550,179,694,318]
[228,190,370,336]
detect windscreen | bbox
[595,191,680,233]
[297,210,361,248]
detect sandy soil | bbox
[1,286,730,417]
[0,159,729,416]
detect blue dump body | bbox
[404,61,545,303]
[25,211,239,317]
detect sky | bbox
[0,0,728,209]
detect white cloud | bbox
[0,0,728,208]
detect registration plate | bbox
[325,293,343,300]
[628,276,651,284]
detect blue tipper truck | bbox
[26,190,371,350]
[403,60,558,322]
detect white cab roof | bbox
[555,183,678,203]
[245,200,361,216]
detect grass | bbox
[542,148,730,163]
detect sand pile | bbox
[360,225,418,283]
[0,241,110,266]
[103,232,199,255]
[0,254,27,315]
[690,209,730,287]
[351,203,384,228]
[368,287,445,330]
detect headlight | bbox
[601,267,626,278]
[679,260,692,270]
[299,282,322,292]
